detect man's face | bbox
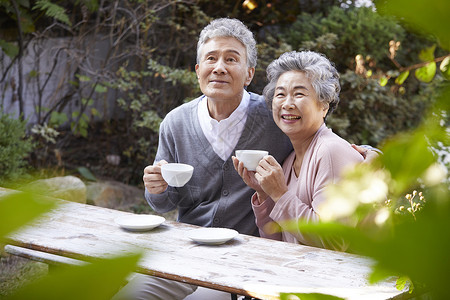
[195,37,255,105]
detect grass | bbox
[0,248,48,297]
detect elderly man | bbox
[113,18,291,300]
[143,18,292,237]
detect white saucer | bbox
[115,215,165,232]
[187,228,239,245]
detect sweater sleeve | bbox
[144,116,181,214]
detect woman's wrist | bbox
[254,191,268,205]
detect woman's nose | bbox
[281,95,295,109]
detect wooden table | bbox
[5,198,408,300]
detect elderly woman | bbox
[233,51,363,250]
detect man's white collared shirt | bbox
[198,92,249,161]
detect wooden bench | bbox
[4,244,85,267]
[3,245,255,300]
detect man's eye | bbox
[206,56,216,61]
[227,57,237,62]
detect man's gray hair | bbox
[263,51,340,119]
[197,18,257,68]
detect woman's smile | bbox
[281,114,301,121]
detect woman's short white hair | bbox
[263,51,340,119]
[197,18,257,68]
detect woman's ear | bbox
[322,103,329,118]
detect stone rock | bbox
[86,180,177,220]
[86,180,146,212]
[27,176,87,203]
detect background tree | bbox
[0,0,447,185]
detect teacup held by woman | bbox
[235,150,268,171]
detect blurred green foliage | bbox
[0,114,34,187]
[281,0,450,299]
[0,190,141,299]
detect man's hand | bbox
[352,144,380,163]
[143,160,169,194]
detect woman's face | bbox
[272,70,328,140]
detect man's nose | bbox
[213,58,227,74]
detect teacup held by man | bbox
[161,163,194,187]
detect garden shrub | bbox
[328,70,431,145]
[283,6,408,70]
[0,113,34,187]
[279,5,435,146]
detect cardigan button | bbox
[222,189,229,196]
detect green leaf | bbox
[6,253,142,300]
[380,129,436,195]
[418,45,436,62]
[415,62,436,83]
[0,191,57,239]
[395,71,409,85]
[94,84,108,93]
[50,111,68,126]
[77,166,97,181]
[396,276,413,293]
[0,39,19,58]
[33,0,72,26]
[440,56,450,80]
[28,70,38,78]
[368,263,400,284]
[76,74,91,82]
[375,0,450,50]
[379,76,388,87]
[91,107,99,116]
[280,293,344,300]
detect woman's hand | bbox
[254,155,288,203]
[232,156,263,191]
[232,156,269,204]
[143,160,169,194]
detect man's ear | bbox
[245,67,255,86]
[195,64,200,78]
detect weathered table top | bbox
[5,198,407,300]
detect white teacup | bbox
[235,150,269,171]
[161,163,194,187]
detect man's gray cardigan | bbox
[145,92,292,236]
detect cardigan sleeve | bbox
[251,193,282,240]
